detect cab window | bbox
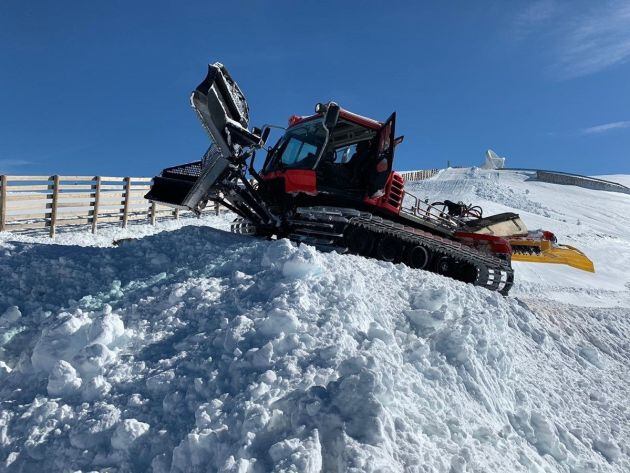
[263,118,328,171]
[332,144,358,164]
[281,138,318,167]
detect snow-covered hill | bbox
[1,169,629,472]
[407,168,630,308]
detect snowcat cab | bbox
[258,103,400,214]
[146,62,594,296]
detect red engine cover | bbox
[454,231,513,257]
[261,170,317,195]
[363,172,405,215]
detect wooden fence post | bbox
[49,175,60,237]
[214,201,220,216]
[0,175,7,232]
[174,208,180,220]
[91,176,101,234]
[150,201,156,225]
[122,176,131,228]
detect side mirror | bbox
[324,102,340,130]
[260,127,271,146]
[252,127,271,147]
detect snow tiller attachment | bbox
[146,61,594,295]
[431,201,595,273]
[509,233,595,272]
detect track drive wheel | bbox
[435,255,455,277]
[376,235,403,262]
[345,226,375,256]
[406,245,431,269]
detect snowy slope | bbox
[594,175,630,188]
[407,168,630,308]
[1,170,629,472]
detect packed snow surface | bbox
[1,169,629,472]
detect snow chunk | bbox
[268,430,323,473]
[111,418,150,450]
[82,375,112,401]
[259,308,300,337]
[0,360,11,377]
[47,360,82,397]
[88,312,125,347]
[146,369,176,393]
[405,287,453,335]
[32,312,90,372]
[0,306,21,326]
[262,239,295,268]
[32,309,124,374]
[282,246,323,279]
[72,342,114,379]
[69,403,121,449]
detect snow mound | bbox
[1,222,629,472]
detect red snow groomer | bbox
[146,63,593,295]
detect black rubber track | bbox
[288,207,514,295]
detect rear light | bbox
[288,115,303,127]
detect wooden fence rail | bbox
[398,169,440,182]
[0,170,441,237]
[0,175,221,237]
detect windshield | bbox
[265,119,327,171]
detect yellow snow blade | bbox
[509,239,595,273]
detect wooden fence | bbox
[0,175,220,237]
[398,169,440,182]
[0,170,443,237]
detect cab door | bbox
[368,112,396,198]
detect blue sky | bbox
[1,0,629,176]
